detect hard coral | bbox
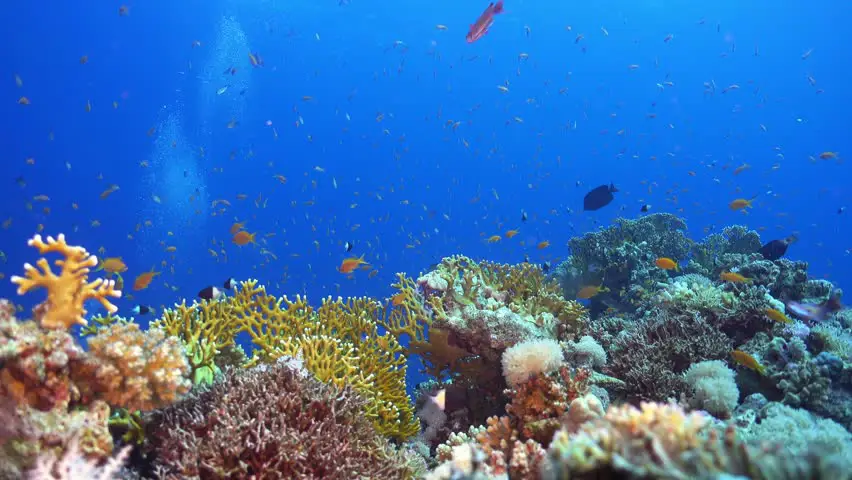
[76,322,191,411]
[154,279,420,440]
[10,234,121,330]
[145,359,416,480]
[605,309,731,402]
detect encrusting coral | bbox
[0,234,191,478]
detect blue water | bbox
[2,1,851,390]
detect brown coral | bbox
[75,322,191,411]
[145,359,416,479]
[10,234,120,330]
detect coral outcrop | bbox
[144,358,418,479]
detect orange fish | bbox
[98,257,128,274]
[655,257,678,270]
[731,350,765,375]
[537,240,550,249]
[729,197,755,211]
[248,52,264,67]
[576,285,609,300]
[232,230,257,246]
[133,268,161,291]
[230,222,246,235]
[720,271,750,283]
[18,96,30,105]
[765,308,792,325]
[733,163,751,175]
[339,255,368,274]
[819,151,838,160]
[505,229,519,239]
[486,235,501,243]
[466,0,504,43]
[391,292,406,306]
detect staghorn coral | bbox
[10,234,121,330]
[145,358,416,480]
[153,279,420,440]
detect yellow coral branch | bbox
[10,234,121,330]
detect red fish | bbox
[466,1,504,43]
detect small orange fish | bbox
[98,257,127,274]
[577,285,609,300]
[655,257,678,270]
[537,240,550,249]
[232,230,257,246]
[133,268,161,291]
[729,198,755,211]
[391,292,406,306]
[248,52,264,67]
[765,308,791,324]
[18,96,30,105]
[731,350,765,375]
[230,222,246,235]
[819,151,838,160]
[720,271,750,283]
[733,163,751,175]
[339,255,368,274]
[486,235,501,244]
[505,229,519,239]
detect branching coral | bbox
[605,309,732,402]
[145,359,417,479]
[10,234,121,330]
[152,279,420,440]
[1,234,190,477]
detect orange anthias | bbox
[133,268,161,291]
[339,255,368,274]
[232,230,257,246]
[99,257,128,274]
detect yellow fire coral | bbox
[151,279,421,440]
[10,234,121,330]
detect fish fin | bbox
[493,0,504,13]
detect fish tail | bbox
[493,0,504,13]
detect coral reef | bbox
[1,234,190,479]
[151,279,420,440]
[144,358,417,479]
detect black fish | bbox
[583,183,618,211]
[199,286,223,301]
[224,278,237,290]
[758,235,797,261]
[521,210,528,222]
[131,305,152,316]
[344,241,354,252]
[541,261,551,273]
[640,204,652,212]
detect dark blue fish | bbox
[583,183,618,211]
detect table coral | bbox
[10,234,121,330]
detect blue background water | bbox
[2,0,850,390]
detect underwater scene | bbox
[2,0,851,478]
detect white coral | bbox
[501,338,564,387]
[683,360,739,418]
